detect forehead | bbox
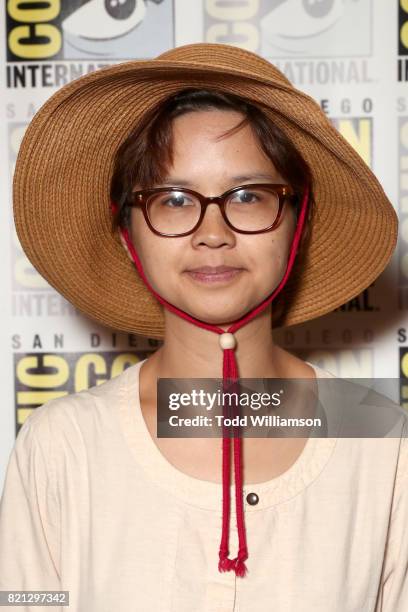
[171,109,248,141]
[170,110,273,158]
[166,110,280,183]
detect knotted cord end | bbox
[218,557,235,572]
[232,548,249,578]
[233,558,248,578]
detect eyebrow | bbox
[160,173,279,187]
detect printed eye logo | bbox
[303,0,337,19]
[105,0,138,21]
[262,0,347,40]
[62,0,163,40]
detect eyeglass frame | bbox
[126,183,298,237]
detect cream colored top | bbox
[0,358,407,612]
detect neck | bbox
[146,305,288,379]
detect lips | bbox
[184,265,244,284]
[186,265,241,274]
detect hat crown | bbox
[156,42,293,89]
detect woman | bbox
[0,43,406,611]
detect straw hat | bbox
[13,43,398,338]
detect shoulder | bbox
[305,361,337,378]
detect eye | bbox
[262,0,344,41]
[62,0,146,41]
[159,192,195,208]
[231,190,260,204]
[105,0,138,20]
[164,196,186,208]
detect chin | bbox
[184,304,250,326]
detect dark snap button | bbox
[246,492,259,506]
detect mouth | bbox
[184,266,244,284]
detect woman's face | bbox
[124,109,297,326]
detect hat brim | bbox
[12,44,398,338]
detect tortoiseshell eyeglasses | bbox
[126,183,297,237]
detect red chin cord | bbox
[110,187,309,578]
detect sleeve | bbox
[377,427,408,612]
[0,406,62,609]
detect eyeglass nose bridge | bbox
[197,195,230,228]
[201,195,224,207]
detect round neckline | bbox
[119,358,338,513]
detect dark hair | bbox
[110,88,314,230]
[109,88,315,325]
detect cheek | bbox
[248,228,294,293]
[129,224,182,296]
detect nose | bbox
[191,202,235,245]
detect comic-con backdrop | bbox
[1,0,408,489]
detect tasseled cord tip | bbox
[219,549,249,578]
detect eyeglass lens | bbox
[147,187,280,234]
